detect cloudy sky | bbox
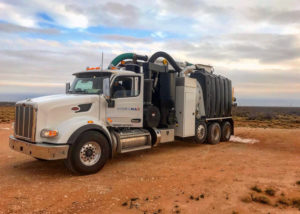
[0,0,300,106]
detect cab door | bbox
[106,75,143,127]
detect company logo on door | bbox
[117,107,140,111]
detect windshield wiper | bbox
[69,90,88,94]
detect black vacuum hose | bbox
[135,54,148,62]
[148,51,182,73]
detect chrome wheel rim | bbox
[79,141,101,166]
[196,124,206,140]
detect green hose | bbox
[108,53,135,68]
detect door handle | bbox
[131,119,141,123]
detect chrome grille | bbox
[15,104,37,142]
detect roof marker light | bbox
[86,67,101,71]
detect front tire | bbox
[194,120,207,144]
[207,122,221,145]
[64,131,110,175]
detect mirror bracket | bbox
[107,99,115,108]
[65,82,70,94]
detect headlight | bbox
[40,129,58,138]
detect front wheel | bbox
[64,131,110,175]
[194,120,207,144]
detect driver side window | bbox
[111,76,140,98]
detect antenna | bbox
[101,51,104,71]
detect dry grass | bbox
[242,185,273,206]
[243,189,300,211]
[251,186,262,193]
[251,195,271,205]
[292,198,300,209]
[0,106,15,123]
[233,106,300,129]
[277,197,290,206]
[277,197,300,209]
[243,185,300,209]
[265,188,276,196]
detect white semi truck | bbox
[9,52,234,174]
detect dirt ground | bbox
[0,123,300,214]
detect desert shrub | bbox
[265,188,276,196]
[247,113,258,120]
[256,113,275,121]
[252,195,270,205]
[293,119,300,124]
[292,198,300,208]
[251,186,262,193]
[234,111,249,117]
[277,197,290,206]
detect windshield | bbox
[69,76,108,94]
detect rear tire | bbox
[194,120,207,144]
[207,122,221,145]
[64,131,110,175]
[221,121,231,142]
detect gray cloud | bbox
[229,34,300,63]
[0,22,60,34]
[163,33,300,63]
[159,0,231,17]
[247,8,300,25]
[217,68,300,85]
[100,34,152,43]
[0,39,119,87]
[272,10,300,24]
[65,2,140,27]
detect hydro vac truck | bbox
[9,51,235,175]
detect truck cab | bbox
[9,52,234,174]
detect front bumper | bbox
[9,136,69,160]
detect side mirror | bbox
[103,78,110,98]
[66,82,70,93]
[103,78,115,108]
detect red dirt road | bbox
[0,123,300,214]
